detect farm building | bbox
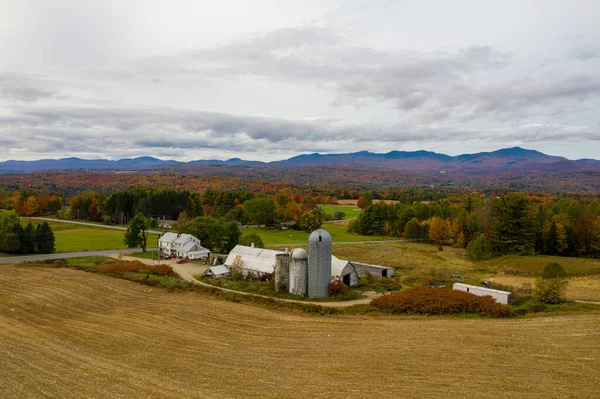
[225,229,394,296]
[351,262,394,279]
[224,245,284,278]
[452,283,512,305]
[204,265,231,278]
[158,232,210,259]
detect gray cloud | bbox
[0,73,55,102]
[129,26,600,126]
[2,101,598,162]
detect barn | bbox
[224,244,392,288]
[224,245,283,278]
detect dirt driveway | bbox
[114,255,374,308]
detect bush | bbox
[371,287,509,317]
[328,279,348,297]
[238,233,265,248]
[466,235,493,261]
[532,278,566,304]
[99,260,174,276]
[359,270,373,285]
[542,262,567,279]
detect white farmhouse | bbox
[158,232,210,260]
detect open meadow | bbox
[242,223,392,245]
[320,204,362,219]
[19,219,159,253]
[1,264,599,398]
[269,241,600,301]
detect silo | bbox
[289,248,308,295]
[274,253,290,292]
[308,229,332,298]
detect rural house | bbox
[158,232,210,260]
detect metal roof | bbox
[225,245,355,278]
[224,245,284,274]
[158,232,179,243]
[208,265,230,276]
[331,255,354,278]
[179,241,198,253]
[174,234,197,245]
[453,283,512,295]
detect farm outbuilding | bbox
[350,262,395,279]
[452,283,512,305]
[205,265,231,278]
[332,256,358,287]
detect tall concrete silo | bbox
[274,253,290,292]
[289,248,308,295]
[308,229,332,298]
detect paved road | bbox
[0,248,152,265]
[23,217,163,234]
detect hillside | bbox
[1,265,599,398]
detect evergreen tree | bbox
[36,221,55,254]
[546,221,558,255]
[21,222,36,254]
[490,193,535,254]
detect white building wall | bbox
[453,283,512,305]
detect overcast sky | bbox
[1,0,599,162]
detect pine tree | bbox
[490,193,535,254]
[21,222,36,254]
[36,221,55,254]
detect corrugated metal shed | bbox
[206,265,231,278]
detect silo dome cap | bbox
[308,229,332,243]
[291,248,308,259]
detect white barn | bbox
[224,245,393,287]
[453,283,512,305]
[224,245,283,278]
[158,232,210,259]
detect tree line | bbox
[0,210,55,254]
[350,192,600,258]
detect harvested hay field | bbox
[1,266,599,399]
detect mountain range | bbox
[1,147,599,174]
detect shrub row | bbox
[371,287,510,317]
[99,260,174,276]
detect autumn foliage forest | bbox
[1,169,600,259]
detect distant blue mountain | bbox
[1,147,598,173]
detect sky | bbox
[1,0,599,162]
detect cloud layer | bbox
[1,1,599,161]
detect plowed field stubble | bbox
[1,265,599,398]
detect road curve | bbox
[117,255,373,308]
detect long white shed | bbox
[452,283,512,305]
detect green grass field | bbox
[19,219,159,253]
[241,223,392,245]
[320,204,362,219]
